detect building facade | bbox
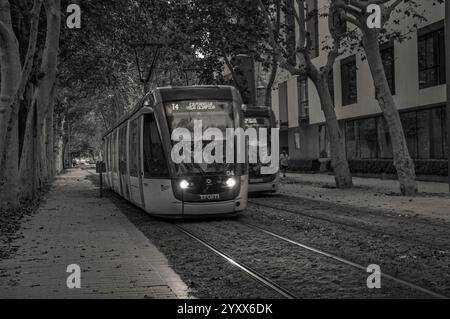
[271,0,448,175]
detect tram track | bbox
[175,220,448,299]
[239,221,448,299]
[86,170,448,298]
[248,198,450,251]
[175,224,298,299]
[267,193,450,232]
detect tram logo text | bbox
[200,194,220,200]
[171,120,279,175]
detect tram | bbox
[103,86,248,217]
[243,105,279,193]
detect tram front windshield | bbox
[165,100,236,176]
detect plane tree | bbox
[258,0,354,189]
[330,0,444,195]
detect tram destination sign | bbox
[169,101,227,113]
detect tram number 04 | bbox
[221,304,273,315]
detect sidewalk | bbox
[280,173,450,223]
[0,169,189,299]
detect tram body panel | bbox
[141,178,177,215]
[141,175,248,216]
[248,173,279,193]
[182,174,248,216]
[129,175,143,207]
[111,172,120,193]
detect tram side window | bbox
[115,131,120,173]
[119,126,128,174]
[129,119,141,177]
[105,137,109,172]
[108,136,112,172]
[111,134,115,172]
[109,136,112,172]
[143,114,169,178]
[112,131,118,173]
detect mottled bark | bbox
[0,0,22,208]
[265,54,278,106]
[309,66,353,189]
[54,114,65,174]
[35,0,61,187]
[19,96,37,201]
[257,0,353,189]
[362,29,418,196]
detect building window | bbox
[341,55,357,106]
[319,125,329,158]
[294,132,301,150]
[297,77,309,118]
[418,20,446,89]
[344,107,447,160]
[278,82,288,128]
[401,112,418,159]
[359,118,378,159]
[380,43,395,95]
[345,120,359,160]
[376,117,393,159]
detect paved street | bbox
[280,173,450,222]
[1,169,449,299]
[0,169,189,299]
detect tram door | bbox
[128,117,144,207]
[141,114,171,213]
[119,125,130,200]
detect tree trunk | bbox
[265,54,278,106]
[309,68,353,189]
[0,0,22,208]
[35,0,61,187]
[362,29,418,196]
[46,101,55,177]
[19,96,37,201]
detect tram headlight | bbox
[226,177,237,188]
[179,180,189,190]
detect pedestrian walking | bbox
[280,149,289,178]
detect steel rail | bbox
[249,199,450,251]
[175,224,298,299]
[241,222,448,300]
